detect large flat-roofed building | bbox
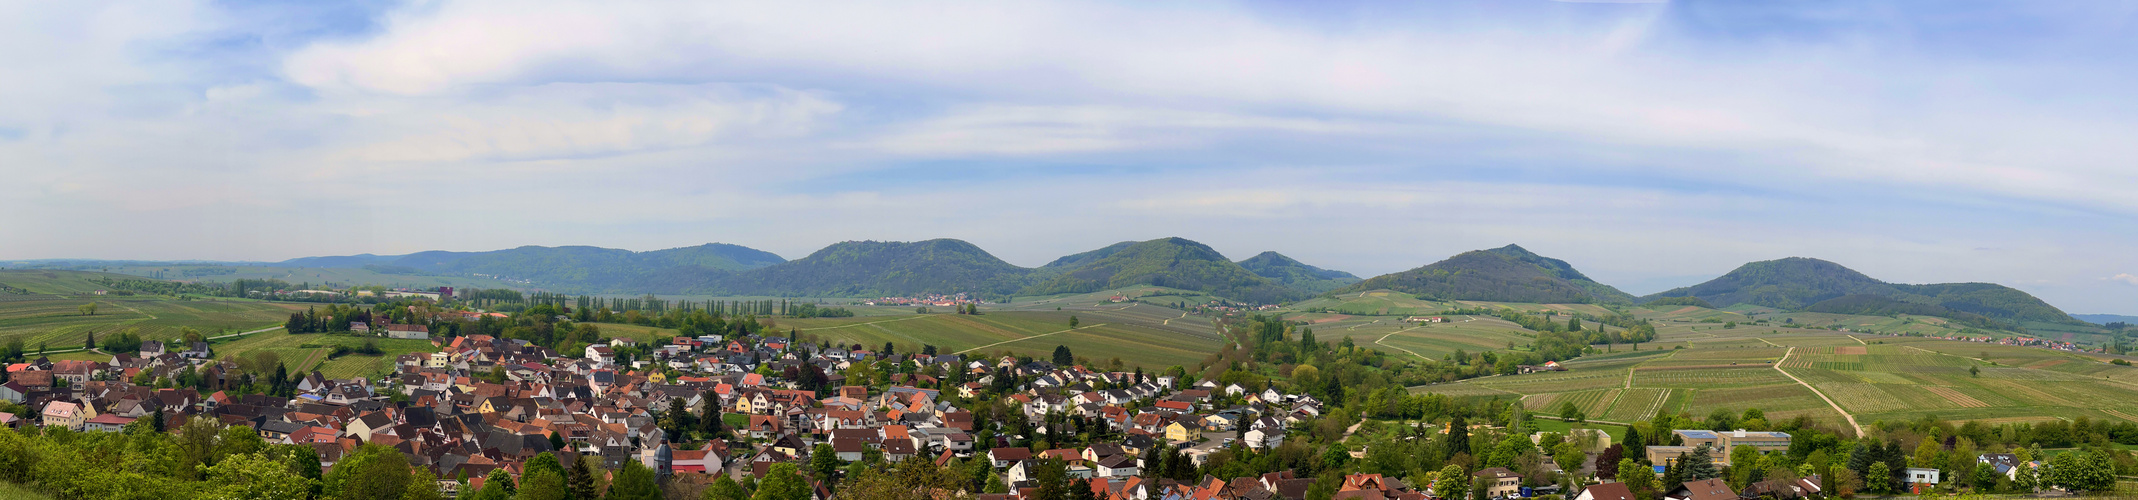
[1647,429,1792,466]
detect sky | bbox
[4,0,2138,313]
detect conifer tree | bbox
[1682,444,1720,480]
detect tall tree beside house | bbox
[1618,458,1657,500]
[517,466,569,500]
[707,476,749,500]
[1596,445,1624,480]
[811,443,841,483]
[1620,426,1645,461]
[568,455,601,500]
[662,397,695,441]
[1052,345,1074,366]
[323,443,416,500]
[699,390,726,437]
[1032,457,1072,500]
[754,463,812,500]
[1683,444,1720,481]
[1446,415,1471,460]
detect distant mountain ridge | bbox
[280,243,787,294]
[703,239,1032,297]
[1236,252,1360,294]
[1640,257,2081,325]
[1334,244,1632,304]
[1021,238,1304,303]
[2075,314,2138,326]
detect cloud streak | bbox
[2,0,2137,313]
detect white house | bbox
[586,345,616,364]
[385,324,430,340]
[1244,426,1285,450]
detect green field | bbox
[1411,322,2138,433]
[209,328,438,379]
[0,296,309,352]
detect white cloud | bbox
[2108,274,2138,286]
[6,0,2138,314]
[315,83,843,165]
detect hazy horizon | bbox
[5,1,2136,313]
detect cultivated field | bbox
[0,297,309,352]
[209,328,438,379]
[1413,326,2138,432]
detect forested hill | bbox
[1332,245,1629,304]
[1020,238,1305,303]
[278,243,787,294]
[705,239,1033,297]
[1236,251,1361,294]
[1481,245,1635,303]
[1033,241,1136,274]
[1640,257,2081,325]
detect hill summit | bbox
[709,239,1031,297]
[1641,257,2080,325]
[1236,252,1360,294]
[1334,244,1632,303]
[1022,237,1304,303]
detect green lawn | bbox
[0,481,54,500]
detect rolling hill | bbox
[1333,244,1632,304]
[1020,238,1304,303]
[275,243,786,294]
[1236,251,1360,294]
[1640,257,2080,325]
[2075,314,2138,326]
[707,239,1032,297]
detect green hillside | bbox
[1020,238,1303,303]
[710,239,1031,297]
[1640,257,1894,309]
[1482,245,1635,303]
[1235,251,1360,294]
[1034,241,1135,274]
[271,243,785,294]
[1332,245,1624,304]
[1641,257,2080,326]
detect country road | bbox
[956,324,1108,355]
[210,325,284,340]
[1774,345,1864,436]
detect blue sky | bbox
[4,0,2137,313]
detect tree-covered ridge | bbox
[272,243,786,294]
[1641,257,2081,325]
[1020,238,1304,303]
[1035,241,1136,271]
[1481,245,1636,303]
[1640,257,1894,310]
[1892,282,2081,324]
[1235,251,1361,294]
[710,239,1033,297]
[1332,248,1613,304]
[1803,294,2004,329]
[1643,296,1716,309]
